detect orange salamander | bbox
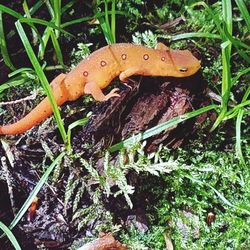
[0,43,200,135]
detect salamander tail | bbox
[0,74,68,135]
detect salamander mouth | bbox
[188,64,201,75]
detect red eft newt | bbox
[0,43,200,135]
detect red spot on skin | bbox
[101,60,107,67]
[121,54,127,60]
[83,71,88,76]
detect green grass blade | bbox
[22,0,42,46]
[61,16,94,28]
[45,0,55,19]
[7,152,65,231]
[228,67,250,162]
[50,30,65,69]
[235,109,245,164]
[29,0,45,16]
[15,21,67,142]
[232,67,250,86]
[210,109,226,132]
[223,24,250,64]
[0,77,30,93]
[19,17,73,37]
[221,41,231,99]
[0,4,23,19]
[109,104,217,152]
[44,65,64,71]
[99,15,113,44]
[97,0,114,44]
[224,100,250,120]
[223,30,250,51]
[0,2,45,57]
[186,175,250,215]
[66,116,90,152]
[111,0,116,43]
[52,0,61,38]
[170,32,221,41]
[222,0,232,81]
[61,11,125,28]
[104,0,112,40]
[93,0,116,44]
[222,0,232,58]
[235,0,250,31]
[233,49,250,65]
[0,11,15,70]
[211,41,232,131]
[222,0,232,35]
[38,27,51,60]
[209,183,249,214]
[0,221,21,250]
[8,67,34,78]
[61,0,77,14]
[241,84,250,103]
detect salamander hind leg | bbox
[50,73,67,90]
[84,81,120,102]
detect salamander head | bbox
[161,49,201,77]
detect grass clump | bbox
[120,141,250,249]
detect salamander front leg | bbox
[119,67,145,82]
[84,81,120,102]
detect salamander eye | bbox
[180,67,188,72]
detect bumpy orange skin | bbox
[0,43,200,135]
